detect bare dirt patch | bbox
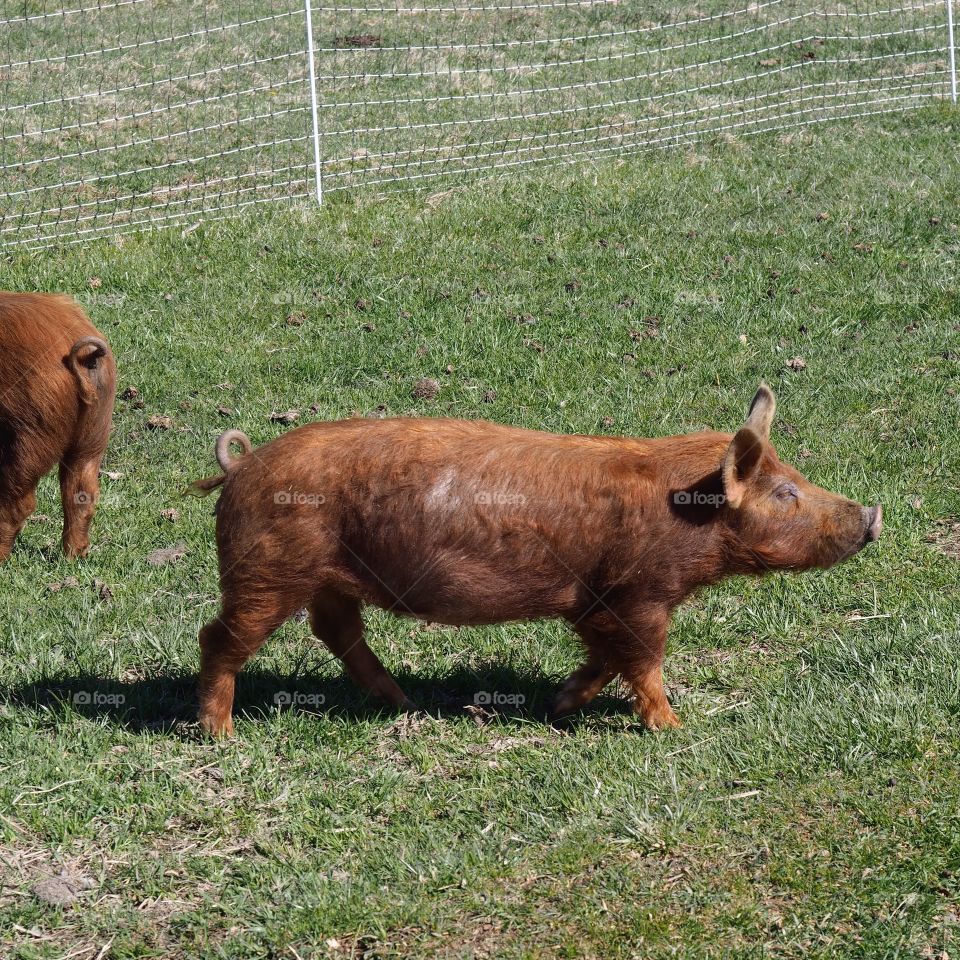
[927,519,960,560]
[0,816,97,911]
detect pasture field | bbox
[1,106,960,957]
[0,0,948,245]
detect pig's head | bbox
[720,385,882,573]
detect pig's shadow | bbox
[4,663,632,736]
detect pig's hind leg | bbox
[309,589,419,713]
[59,450,102,558]
[198,597,301,737]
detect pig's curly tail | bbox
[215,429,253,471]
[184,429,253,498]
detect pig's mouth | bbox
[808,503,883,569]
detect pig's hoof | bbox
[198,713,235,739]
[399,697,422,714]
[642,705,682,731]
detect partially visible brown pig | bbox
[189,385,881,737]
[0,292,116,560]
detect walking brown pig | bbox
[189,385,881,737]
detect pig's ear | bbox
[744,383,776,441]
[722,427,766,509]
[722,384,776,507]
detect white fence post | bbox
[948,0,958,102]
[304,0,323,204]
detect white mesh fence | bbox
[0,0,955,249]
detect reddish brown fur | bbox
[0,292,116,560]
[191,386,881,736]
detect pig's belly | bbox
[342,544,583,626]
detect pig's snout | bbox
[864,504,883,543]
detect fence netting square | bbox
[0,0,953,248]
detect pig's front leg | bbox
[592,603,681,731]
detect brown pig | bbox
[189,385,881,737]
[0,292,116,560]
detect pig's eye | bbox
[774,482,799,502]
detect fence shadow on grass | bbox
[3,662,634,736]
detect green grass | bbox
[1,107,960,958]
